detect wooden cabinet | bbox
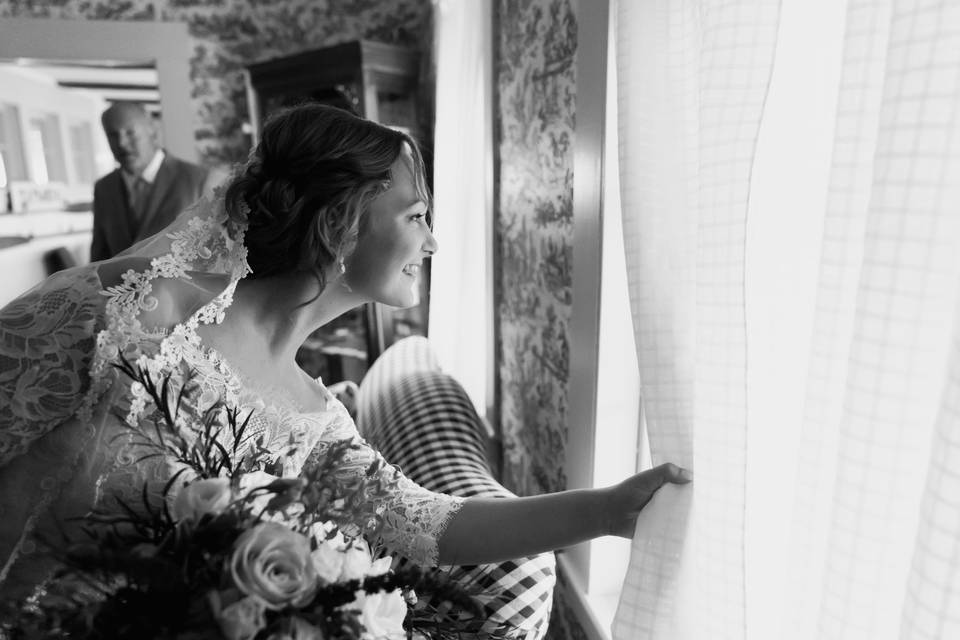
[244,40,432,383]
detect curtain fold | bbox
[782,0,892,633]
[785,1,960,638]
[612,1,781,638]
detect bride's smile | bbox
[343,146,438,310]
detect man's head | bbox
[101,102,159,176]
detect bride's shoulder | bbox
[96,256,232,332]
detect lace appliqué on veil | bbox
[0,269,102,467]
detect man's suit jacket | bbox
[90,153,208,262]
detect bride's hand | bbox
[603,463,692,538]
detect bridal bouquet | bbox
[3,359,478,640]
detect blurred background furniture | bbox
[355,336,556,640]
[0,210,90,307]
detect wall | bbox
[494,1,585,638]
[495,0,575,501]
[0,0,432,166]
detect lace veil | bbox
[0,193,249,600]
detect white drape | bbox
[427,0,493,415]
[611,0,780,637]
[613,0,960,638]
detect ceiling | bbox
[0,57,161,112]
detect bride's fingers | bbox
[652,462,693,486]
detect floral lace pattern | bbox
[94,196,463,566]
[0,270,103,467]
[124,319,465,566]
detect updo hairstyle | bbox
[224,103,431,295]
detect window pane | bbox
[28,114,67,184]
[0,103,28,182]
[69,122,96,185]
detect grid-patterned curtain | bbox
[785,1,960,638]
[611,1,780,637]
[612,0,960,638]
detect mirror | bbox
[0,18,195,161]
[0,59,158,210]
[0,18,195,307]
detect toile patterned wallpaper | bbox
[495,0,575,498]
[493,3,583,637]
[0,0,432,166]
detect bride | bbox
[0,103,690,601]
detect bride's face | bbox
[344,148,437,308]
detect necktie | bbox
[129,177,149,221]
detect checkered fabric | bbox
[356,337,556,640]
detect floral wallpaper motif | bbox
[495,0,575,498]
[494,3,581,637]
[0,0,432,166]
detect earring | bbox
[338,257,352,292]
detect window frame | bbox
[563,1,627,639]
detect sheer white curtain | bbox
[427,0,494,415]
[611,0,779,637]
[612,0,960,639]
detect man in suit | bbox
[91,102,209,262]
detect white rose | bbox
[340,543,375,582]
[311,537,346,584]
[172,477,232,522]
[229,522,318,610]
[359,590,407,639]
[367,556,392,577]
[208,593,267,640]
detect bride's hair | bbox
[224,103,431,296]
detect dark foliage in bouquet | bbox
[2,358,481,640]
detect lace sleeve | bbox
[0,270,104,467]
[301,400,466,567]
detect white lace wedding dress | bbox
[0,195,464,602]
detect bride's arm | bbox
[303,413,689,567]
[437,463,691,566]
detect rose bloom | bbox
[340,542,391,582]
[356,590,407,639]
[230,522,318,609]
[310,536,346,584]
[309,524,391,584]
[172,477,232,521]
[207,592,267,640]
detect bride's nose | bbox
[423,228,439,256]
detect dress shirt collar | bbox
[121,149,165,190]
